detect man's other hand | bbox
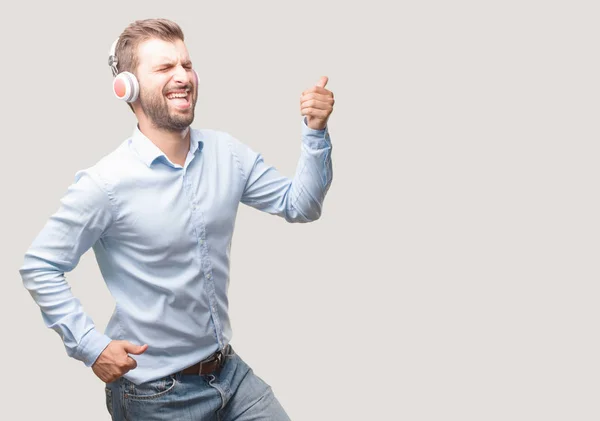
[92,340,148,383]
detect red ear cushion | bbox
[114,77,127,98]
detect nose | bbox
[173,65,191,85]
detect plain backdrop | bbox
[2,1,599,420]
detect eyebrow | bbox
[153,59,193,70]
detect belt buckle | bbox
[198,350,223,375]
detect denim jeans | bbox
[104,345,291,421]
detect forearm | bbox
[285,118,333,221]
[20,251,112,366]
[239,117,333,222]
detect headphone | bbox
[108,38,198,103]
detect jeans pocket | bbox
[126,375,177,401]
[105,387,113,417]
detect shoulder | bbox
[62,138,137,201]
[191,127,258,180]
[192,127,236,148]
[85,140,131,186]
[192,127,256,158]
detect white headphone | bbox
[108,38,198,103]
[108,38,139,102]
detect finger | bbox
[316,76,328,88]
[122,342,149,355]
[126,356,138,370]
[302,86,332,96]
[300,92,333,104]
[300,107,329,119]
[300,99,333,111]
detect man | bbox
[19,18,333,420]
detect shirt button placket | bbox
[205,269,222,346]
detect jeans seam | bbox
[208,374,227,419]
[124,375,177,401]
[105,387,113,418]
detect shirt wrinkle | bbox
[19,117,333,385]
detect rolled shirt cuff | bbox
[75,328,112,367]
[301,117,330,149]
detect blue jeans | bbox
[104,345,291,420]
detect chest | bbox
[114,164,241,253]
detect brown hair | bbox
[114,18,185,76]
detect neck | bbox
[137,119,190,167]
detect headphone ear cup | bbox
[113,71,139,102]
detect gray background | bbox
[2,1,598,419]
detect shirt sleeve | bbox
[231,117,333,222]
[19,169,114,367]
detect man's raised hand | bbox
[300,76,335,130]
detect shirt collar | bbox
[129,125,203,168]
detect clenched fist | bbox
[300,76,335,130]
[92,340,148,383]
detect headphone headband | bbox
[108,38,119,77]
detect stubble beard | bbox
[140,86,196,132]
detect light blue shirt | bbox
[19,117,333,384]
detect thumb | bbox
[122,341,148,355]
[316,76,328,88]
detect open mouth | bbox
[165,89,191,110]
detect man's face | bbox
[135,38,197,131]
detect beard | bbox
[139,84,197,132]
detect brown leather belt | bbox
[181,345,231,375]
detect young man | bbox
[20,18,333,420]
